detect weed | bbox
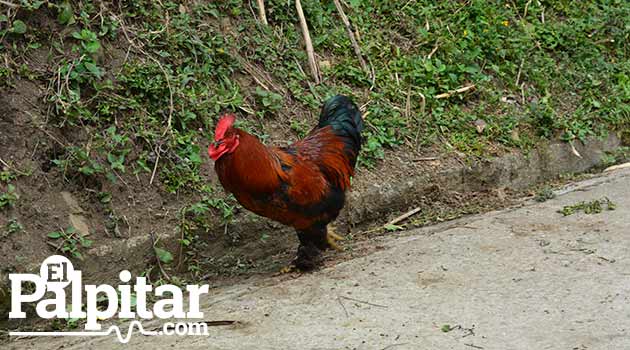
[601,147,630,168]
[254,87,283,117]
[2,218,23,239]
[155,247,173,264]
[558,197,617,216]
[0,169,15,182]
[535,187,556,203]
[47,226,93,260]
[0,184,18,209]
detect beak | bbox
[212,140,224,148]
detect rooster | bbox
[208,95,364,270]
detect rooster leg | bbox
[326,225,344,252]
[288,226,344,271]
[290,229,324,271]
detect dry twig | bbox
[295,0,320,83]
[149,144,161,185]
[435,84,476,99]
[256,0,268,25]
[339,295,388,308]
[0,157,29,176]
[387,207,422,226]
[515,58,525,86]
[332,0,368,73]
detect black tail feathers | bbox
[318,95,364,150]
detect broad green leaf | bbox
[84,61,101,76]
[58,2,75,25]
[47,231,62,239]
[11,20,26,34]
[155,247,173,264]
[85,41,100,53]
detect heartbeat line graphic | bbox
[9,321,159,344]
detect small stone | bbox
[473,119,487,134]
[61,191,84,214]
[69,213,90,237]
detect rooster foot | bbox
[279,265,298,274]
[326,225,344,252]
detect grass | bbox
[1,0,628,193]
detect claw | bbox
[279,265,297,274]
[326,226,344,251]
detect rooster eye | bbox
[212,140,224,147]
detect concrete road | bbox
[10,168,630,350]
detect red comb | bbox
[215,114,236,140]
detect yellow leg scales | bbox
[326,225,344,251]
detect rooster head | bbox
[208,114,240,161]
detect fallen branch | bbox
[386,207,421,226]
[435,84,476,99]
[256,0,268,25]
[295,0,320,83]
[332,0,368,73]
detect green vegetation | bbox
[535,186,556,202]
[558,197,616,216]
[2,218,23,239]
[441,324,453,333]
[0,184,18,210]
[47,226,93,260]
[1,0,628,195]
[601,146,630,167]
